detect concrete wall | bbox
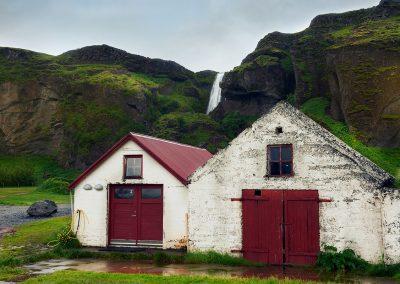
[72,140,188,249]
[188,104,399,263]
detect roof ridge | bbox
[129,132,209,151]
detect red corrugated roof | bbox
[69,132,212,189]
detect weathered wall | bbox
[72,139,188,249]
[382,188,400,263]
[188,102,398,263]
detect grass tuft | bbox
[185,251,258,267]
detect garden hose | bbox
[47,209,87,248]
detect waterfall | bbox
[206,72,224,114]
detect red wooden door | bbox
[284,190,319,265]
[109,185,163,244]
[242,190,283,264]
[138,186,163,242]
[109,185,138,241]
[241,189,319,265]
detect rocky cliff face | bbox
[218,0,400,148]
[0,45,219,167]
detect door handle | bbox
[132,215,136,217]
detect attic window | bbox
[275,127,283,134]
[124,155,143,179]
[267,144,293,177]
[254,190,262,196]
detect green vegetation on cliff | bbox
[330,15,400,50]
[301,97,400,186]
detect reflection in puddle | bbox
[24,259,398,283]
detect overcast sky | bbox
[0,0,379,72]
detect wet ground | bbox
[24,259,398,283]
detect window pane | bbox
[281,162,292,175]
[126,157,142,177]
[142,188,161,199]
[270,162,280,175]
[114,188,134,199]
[269,147,280,161]
[281,146,292,161]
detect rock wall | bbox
[188,102,398,263]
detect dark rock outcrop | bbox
[27,200,58,217]
[218,1,400,147]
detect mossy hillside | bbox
[330,16,400,50]
[222,6,400,149]
[301,97,400,186]
[0,46,220,168]
[61,97,146,160]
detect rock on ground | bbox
[27,200,58,217]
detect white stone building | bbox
[69,132,212,249]
[188,102,399,265]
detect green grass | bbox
[0,187,70,205]
[0,216,70,263]
[301,97,400,187]
[0,155,78,187]
[23,271,311,284]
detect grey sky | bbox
[0,0,379,72]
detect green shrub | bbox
[153,252,173,266]
[0,256,22,267]
[220,112,258,140]
[316,245,369,273]
[36,178,69,195]
[49,226,81,249]
[0,163,35,187]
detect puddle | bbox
[24,259,398,283]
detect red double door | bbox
[109,185,163,245]
[242,190,319,265]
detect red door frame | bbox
[107,184,163,246]
[241,189,319,265]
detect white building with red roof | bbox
[69,132,212,249]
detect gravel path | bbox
[0,204,71,228]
